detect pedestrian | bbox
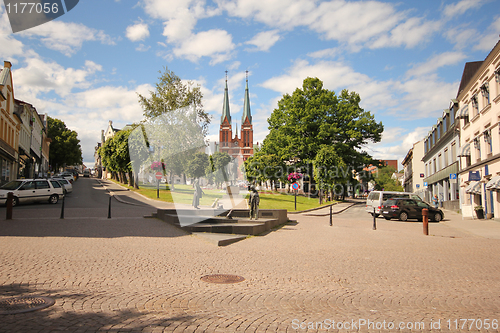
[433,194,439,208]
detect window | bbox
[495,68,500,97]
[444,149,449,167]
[480,82,490,107]
[451,143,456,163]
[483,129,492,155]
[473,137,481,162]
[433,158,436,173]
[437,154,442,171]
[35,180,49,189]
[471,95,479,117]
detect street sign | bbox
[291,182,300,190]
[424,182,428,188]
[155,172,163,180]
[468,171,481,181]
[420,173,425,178]
[449,173,457,183]
[416,184,420,188]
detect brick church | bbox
[219,72,254,162]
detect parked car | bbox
[58,172,75,183]
[366,191,423,217]
[380,198,444,222]
[83,169,90,177]
[52,177,73,194]
[0,179,64,206]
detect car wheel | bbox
[399,211,408,221]
[49,194,59,204]
[12,197,19,207]
[433,212,442,222]
[384,217,391,220]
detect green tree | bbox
[137,66,210,136]
[99,130,133,185]
[263,77,383,195]
[47,117,82,171]
[210,152,231,189]
[185,151,209,180]
[313,145,347,203]
[243,148,285,190]
[373,166,402,191]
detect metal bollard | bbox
[108,196,112,219]
[329,205,333,226]
[372,207,376,230]
[6,192,13,220]
[60,195,65,219]
[422,208,428,235]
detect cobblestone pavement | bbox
[1,191,500,332]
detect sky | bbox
[1,0,499,169]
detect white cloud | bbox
[173,29,235,64]
[406,52,467,78]
[245,30,280,51]
[261,58,457,119]
[443,0,487,18]
[19,21,114,56]
[368,127,428,164]
[13,58,102,99]
[126,22,150,42]
[307,48,339,59]
[474,16,500,51]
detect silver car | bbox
[0,179,65,206]
[52,177,73,194]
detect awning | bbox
[465,181,481,194]
[456,104,469,118]
[457,143,471,156]
[486,176,500,190]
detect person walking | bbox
[433,194,439,208]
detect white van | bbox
[366,191,423,216]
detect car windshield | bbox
[0,180,24,190]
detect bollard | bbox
[329,205,332,226]
[422,208,428,235]
[6,192,13,220]
[60,195,65,219]
[108,196,112,219]
[372,207,376,230]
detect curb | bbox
[96,179,151,207]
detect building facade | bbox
[402,140,425,197]
[0,61,21,184]
[456,41,500,220]
[422,101,461,209]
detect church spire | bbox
[242,71,252,124]
[221,70,231,124]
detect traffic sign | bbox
[291,182,300,190]
[449,173,457,183]
[155,172,163,180]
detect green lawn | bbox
[108,180,337,211]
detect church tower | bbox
[218,71,254,161]
[240,71,253,161]
[219,71,232,156]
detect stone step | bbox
[184,222,269,235]
[192,232,247,246]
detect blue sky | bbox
[1,0,499,168]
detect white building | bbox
[456,41,500,220]
[422,101,461,209]
[402,140,425,197]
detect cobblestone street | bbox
[1,198,500,332]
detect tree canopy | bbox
[47,116,82,169]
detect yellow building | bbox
[0,61,21,184]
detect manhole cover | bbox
[201,274,245,284]
[0,296,55,314]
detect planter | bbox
[475,209,484,219]
[486,213,493,219]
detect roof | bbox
[221,78,231,124]
[456,61,483,98]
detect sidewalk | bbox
[440,207,500,239]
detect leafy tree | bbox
[263,77,383,195]
[185,151,209,180]
[47,117,82,171]
[373,166,402,191]
[137,66,211,136]
[210,152,231,189]
[244,148,285,190]
[99,130,133,185]
[313,145,347,203]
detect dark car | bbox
[381,198,444,222]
